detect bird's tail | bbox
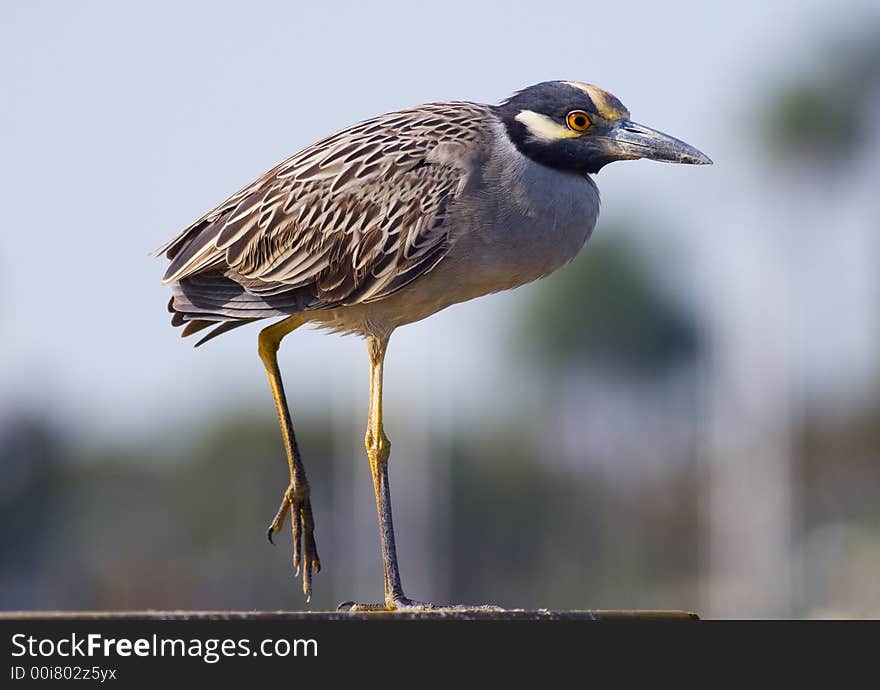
[167,271,307,346]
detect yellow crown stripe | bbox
[562,81,630,121]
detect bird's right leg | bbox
[258,314,321,601]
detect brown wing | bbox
[162,102,489,337]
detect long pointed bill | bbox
[603,120,712,165]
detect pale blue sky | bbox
[1,0,875,441]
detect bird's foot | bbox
[337,598,503,613]
[267,482,321,601]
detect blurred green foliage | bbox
[0,410,704,612]
[517,233,699,374]
[447,422,700,609]
[762,27,880,161]
[764,84,860,159]
[4,394,877,614]
[0,414,339,611]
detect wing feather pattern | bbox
[162,102,489,342]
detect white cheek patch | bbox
[514,110,580,142]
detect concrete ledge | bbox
[0,609,698,621]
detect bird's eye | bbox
[566,111,592,132]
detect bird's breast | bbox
[313,127,601,334]
[446,133,600,297]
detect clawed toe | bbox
[337,598,503,613]
[266,482,320,600]
[266,494,290,545]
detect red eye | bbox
[566,111,592,132]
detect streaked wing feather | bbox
[193,320,256,347]
[162,102,489,314]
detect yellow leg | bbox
[258,314,320,601]
[338,333,504,613]
[363,333,407,605]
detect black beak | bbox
[601,120,712,165]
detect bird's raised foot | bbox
[337,598,503,613]
[266,482,321,601]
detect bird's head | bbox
[494,81,712,174]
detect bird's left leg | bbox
[338,334,502,613]
[338,333,423,610]
[258,314,321,601]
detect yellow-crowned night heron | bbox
[160,80,711,611]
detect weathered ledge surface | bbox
[0,609,698,621]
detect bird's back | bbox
[161,102,494,344]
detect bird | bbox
[159,80,711,611]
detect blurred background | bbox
[2,0,879,619]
